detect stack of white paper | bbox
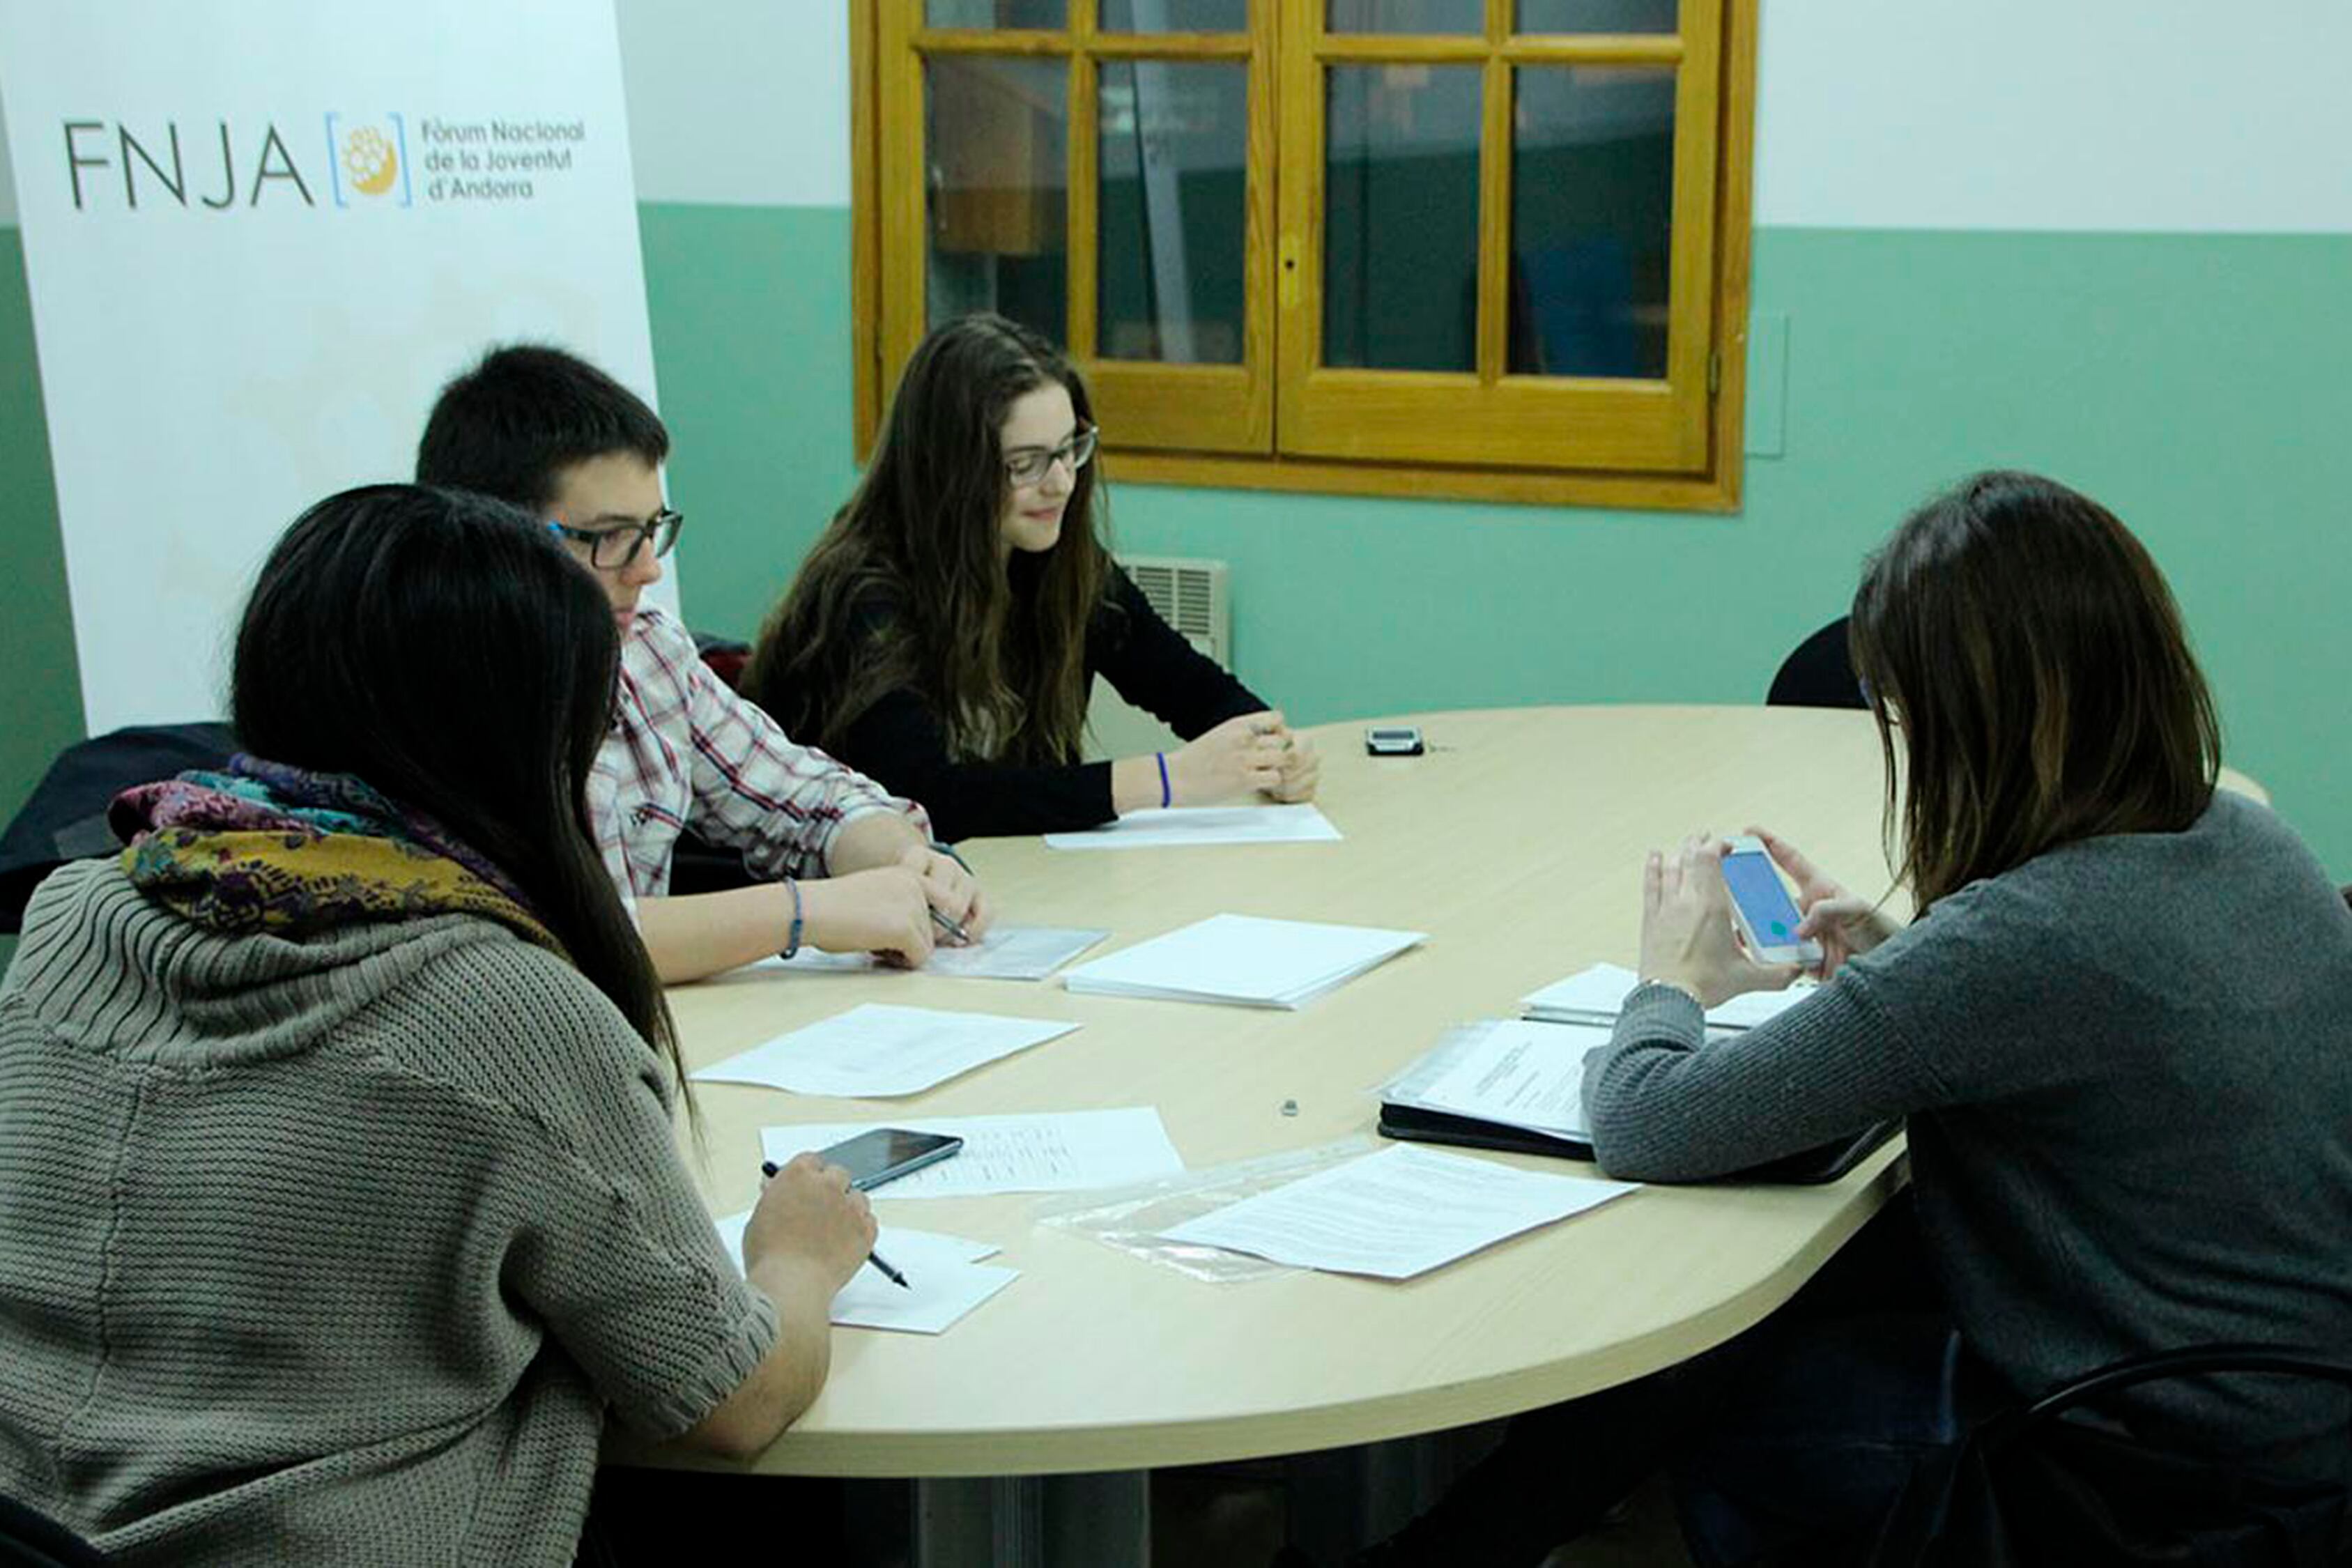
[1063,914,1424,1009]
[1383,1019,1608,1141]
[751,925,1111,982]
[1162,1144,1638,1279]
[761,1107,1186,1196]
[1044,804,1343,850]
[1521,962,1815,1030]
[713,1213,1016,1334]
[689,1004,1080,1097]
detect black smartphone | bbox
[817,1128,966,1191]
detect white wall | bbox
[6,1,2352,231]
[615,0,2352,232]
[1753,0,2352,232]
[612,0,850,206]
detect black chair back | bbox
[1767,617,1866,709]
[1872,1344,2352,1567]
[1,723,238,933]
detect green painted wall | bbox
[6,210,2347,899]
[645,206,2351,873]
[0,230,79,895]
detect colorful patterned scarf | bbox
[112,755,563,955]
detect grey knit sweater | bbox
[1583,792,2352,1433]
[0,859,776,1566]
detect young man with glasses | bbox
[417,344,987,983]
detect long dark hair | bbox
[232,483,682,1090]
[1849,470,2220,911]
[744,312,1112,764]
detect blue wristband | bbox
[1156,751,1171,809]
[781,876,804,959]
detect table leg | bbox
[912,1473,1150,1567]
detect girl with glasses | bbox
[743,313,1318,843]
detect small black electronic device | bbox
[817,1128,965,1191]
[1365,725,1425,756]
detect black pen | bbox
[929,905,971,944]
[762,1160,912,1289]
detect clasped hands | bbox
[1169,709,1320,805]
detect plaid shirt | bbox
[587,606,929,898]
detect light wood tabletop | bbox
[610,704,1930,1479]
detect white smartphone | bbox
[1365,725,1424,756]
[1719,836,1824,967]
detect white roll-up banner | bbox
[0,0,675,734]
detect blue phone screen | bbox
[1721,852,1806,947]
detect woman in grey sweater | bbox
[1349,473,2352,1568]
[0,486,877,1565]
[1596,471,2352,1561]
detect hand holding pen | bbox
[763,1159,910,1290]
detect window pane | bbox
[1098,61,1247,363]
[926,56,1069,344]
[1323,66,1481,372]
[1517,0,1676,31]
[1327,0,1482,33]
[1507,66,1674,378]
[925,0,1066,27]
[1102,0,1247,29]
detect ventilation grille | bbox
[1123,555,1230,667]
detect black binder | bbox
[1376,1102,1899,1187]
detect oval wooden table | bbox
[606,705,1940,1489]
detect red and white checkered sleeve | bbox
[666,624,930,880]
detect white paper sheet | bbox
[1162,1144,1638,1280]
[712,1213,1016,1334]
[1062,913,1424,1008]
[760,1108,1185,1197]
[689,1004,1081,1097]
[1044,804,1344,850]
[1385,1019,1607,1140]
[1521,962,1815,1030]
[749,925,1111,983]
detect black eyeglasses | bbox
[1004,426,1099,489]
[546,509,684,569]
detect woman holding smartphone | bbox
[1589,471,2352,1560]
[741,312,1318,842]
[0,486,873,1565]
[1351,473,2352,1567]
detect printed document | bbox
[1063,913,1424,1008]
[1384,1019,1607,1140]
[751,925,1111,983]
[761,1107,1185,1196]
[713,1214,1015,1334]
[1045,804,1343,850]
[689,1004,1080,1097]
[1162,1143,1638,1279]
[1522,962,1815,1030]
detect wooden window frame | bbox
[852,0,1757,512]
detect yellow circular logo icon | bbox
[342,127,398,196]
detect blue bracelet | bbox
[781,876,804,959]
[1155,751,1171,809]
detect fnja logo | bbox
[341,125,398,197]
